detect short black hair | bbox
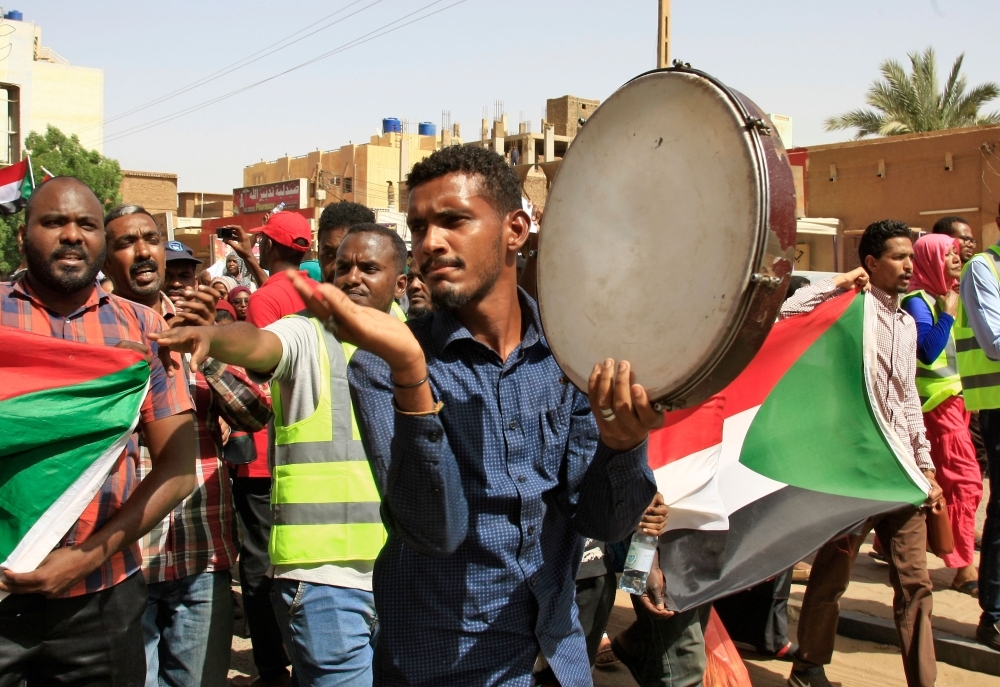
[318,201,375,240]
[104,203,155,229]
[215,310,235,324]
[24,176,98,225]
[407,145,522,218]
[858,219,911,270]
[786,275,811,300]
[345,223,407,276]
[932,215,969,236]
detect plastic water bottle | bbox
[619,533,659,595]
[271,202,285,214]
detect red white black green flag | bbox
[651,292,931,612]
[0,326,150,601]
[0,158,34,215]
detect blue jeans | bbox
[142,570,233,687]
[979,409,1000,625]
[271,579,378,687]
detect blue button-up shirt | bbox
[348,290,656,687]
[960,244,1000,361]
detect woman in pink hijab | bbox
[901,233,982,595]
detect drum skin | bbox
[537,67,796,410]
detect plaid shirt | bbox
[780,278,934,471]
[0,278,193,597]
[139,294,271,583]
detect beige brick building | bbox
[119,170,178,215]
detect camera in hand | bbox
[216,227,237,240]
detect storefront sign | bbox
[233,179,307,215]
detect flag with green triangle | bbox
[0,158,34,215]
[648,291,931,612]
[0,325,149,600]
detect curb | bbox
[787,601,1000,676]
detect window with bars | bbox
[0,85,20,166]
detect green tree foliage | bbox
[825,47,1000,139]
[0,125,123,277]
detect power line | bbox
[75,0,386,136]
[90,0,466,148]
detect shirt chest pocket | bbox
[539,401,573,477]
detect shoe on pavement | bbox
[788,664,832,687]
[229,672,291,687]
[976,621,1000,652]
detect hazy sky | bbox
[21,0,1000,192]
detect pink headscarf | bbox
[909,234,960,297]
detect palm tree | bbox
[825,47,1000,139]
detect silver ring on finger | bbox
[600,407,617,421]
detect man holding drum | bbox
[287,145,661,686]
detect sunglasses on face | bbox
[231,298,249,305]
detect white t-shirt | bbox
[255,315,374,591]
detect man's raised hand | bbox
[149,326,215,373]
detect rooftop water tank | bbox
[4,10,23,21]
[382,117,401,134]
[418,122,436,137]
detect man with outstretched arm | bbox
[150,223,411,686]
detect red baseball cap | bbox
[250,212,312,252]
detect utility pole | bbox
[657,0,671,68]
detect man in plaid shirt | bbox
[103,204,271,687]
[783,220,943,687]
[0,177,197,686]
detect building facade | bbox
[0,12,103,164]
[790,123,1000,271]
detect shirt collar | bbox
[430,287,545,356]
[158,291,176,317]
[11,277,108,315]
[869,284,902,312]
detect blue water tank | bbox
[4,10,23,21]
[418,122,436,137]
[382,117,401,134]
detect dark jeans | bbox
[577,571,618,665]
[233,476,290,679]
[620,600,711,687]
[713,568,792,654]
[0,571,147,687]
[533,570,617,684]
[978,408,1000,626]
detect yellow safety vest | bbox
[900,290,961,413]
[269,316,386,565]
[955,245,1000,411]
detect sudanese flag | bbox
[0,158,34,215]
[0,326,149,599]
[650,291,931,612]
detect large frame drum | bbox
[537,65,797,411]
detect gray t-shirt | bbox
[253,315,374,591]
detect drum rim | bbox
[537,65,774,410]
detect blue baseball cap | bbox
[164,240,202,265]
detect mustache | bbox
[129,258,159,278]
[420,256,464,274]
[51,245,88,261]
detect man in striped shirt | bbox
[103,204,272,687]
[0,177,196,686]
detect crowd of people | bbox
[0,143,999,687]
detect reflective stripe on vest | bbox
[900,290,961,413]
[955,245,1000,410]
[269,316,386,565]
